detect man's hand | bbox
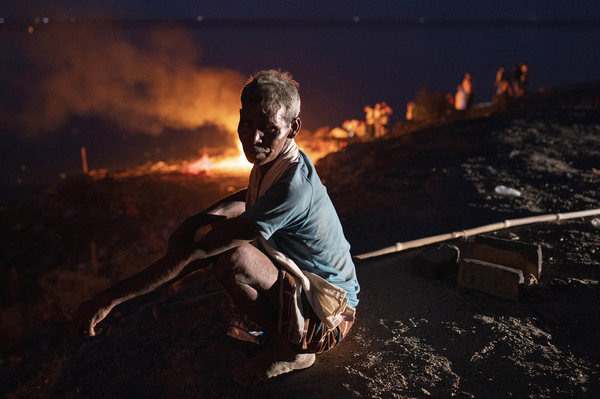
[72,298,113,338]
[167,214,227,253]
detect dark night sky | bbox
[5,1,600,20]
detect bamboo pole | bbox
[355,208,600,260]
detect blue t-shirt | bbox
[241,150,359,307]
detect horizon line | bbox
[2,17,600,30]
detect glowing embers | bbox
[185,148,252,176]
[209,153,253,174]
[186,154,214,175]
[208,143,253,174]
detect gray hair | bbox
[240,70,301,124]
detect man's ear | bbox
[288,117,301,139]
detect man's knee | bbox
[213,244,254,284]
[213,243,279,292]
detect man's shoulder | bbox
[287,150,316,185]
[263,152,315,203]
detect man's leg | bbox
[213,243,315,386]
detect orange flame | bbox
[186,154,214,175]
[184,144,252,177]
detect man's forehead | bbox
[240,103,285,122]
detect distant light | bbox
[0,18,4,24]
[197,15,203,21]
[43,17,49,23]
[419,17,425,24]
[353,16,360,23]
[28,26,34,33]
[34,17,40,24]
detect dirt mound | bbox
[3,91,600,398]
[318,106,600,255]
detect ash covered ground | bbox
[1,86,600,398]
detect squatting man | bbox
[74,70,360,386]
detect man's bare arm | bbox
[201,189,247,218]
[167,189,247,252]
[73,215,261,336]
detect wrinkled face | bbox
[238,103,299,166]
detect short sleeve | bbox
[241,170,312,240]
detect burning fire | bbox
[87,133,345,180]
[185,143,252,176]
[184,139,340,177]
[186,154,214,174]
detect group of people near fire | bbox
[405,61,530,119]
[339,102,393,139]
[453,72,474,111]
[363,102,393,137]
[454,62,529,111]
[342,62,530,139]
[495,62,529,99]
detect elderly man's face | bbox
[238,103,300,166]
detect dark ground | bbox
[1,86,600,398]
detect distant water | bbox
[192,24,600,129]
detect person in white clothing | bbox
[462,72,473,109]
[455,85,466,110]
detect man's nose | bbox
[252,129,263,144]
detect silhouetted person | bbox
[373,103,382,137]
[379,102,393,135]
[364,105,375,138]
[455,85,466,110]
[520,62,529,96]
[513,64,523,96]
[462,73,473,109]
[495,66,505,94]
[406,100,415,121]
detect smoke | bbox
[17,24,246,138]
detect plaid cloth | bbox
[279,269,354,354]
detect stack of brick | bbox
[411,236,543,301]
[458,236,542,301]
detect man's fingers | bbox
[85,320,104,337]
[72,304,106,338]
[87,313,103,336]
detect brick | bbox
[458,258,524,301]
[412,244,460,279]
[471,236,542,279]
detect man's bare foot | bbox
[232,345,316,386]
